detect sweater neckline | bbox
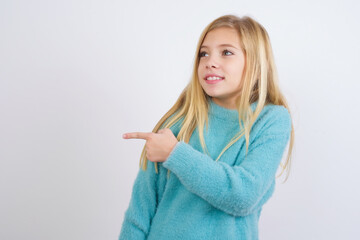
[208,98,239,122]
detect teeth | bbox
[206,76,223,80]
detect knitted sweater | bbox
[119,98,291,240]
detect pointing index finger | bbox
[123,132,151,140]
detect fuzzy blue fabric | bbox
[119,98,291,240]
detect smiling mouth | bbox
[206,76,224,81]
[205,78,224,84]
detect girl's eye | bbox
[223,49,233,56]
[199,51,208,58]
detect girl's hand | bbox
[123,128,178,162]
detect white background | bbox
[1,0,359,239]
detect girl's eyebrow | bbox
[200,44,239,50]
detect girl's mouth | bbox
[205,79,223,84]
[205,76,224,84]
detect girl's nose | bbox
[205,56,219,69]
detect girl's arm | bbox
[162,106,291,217]
[119,160,159,239]
[119,116,180,239]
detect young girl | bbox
[119,14,294,240]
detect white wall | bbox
[1,0,359,239]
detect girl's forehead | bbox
[202,27,241,47]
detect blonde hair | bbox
[139,14,294,182]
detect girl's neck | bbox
[208,98,239,122]
[211,97,238,110]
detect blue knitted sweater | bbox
[119,98,291,240]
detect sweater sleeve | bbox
[119,115,182,239]
[162,107,292,217]
[119,161,159,239]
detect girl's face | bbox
[198,27,245,109]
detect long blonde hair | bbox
[139,15,294,182]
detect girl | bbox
[119,14,294,240]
